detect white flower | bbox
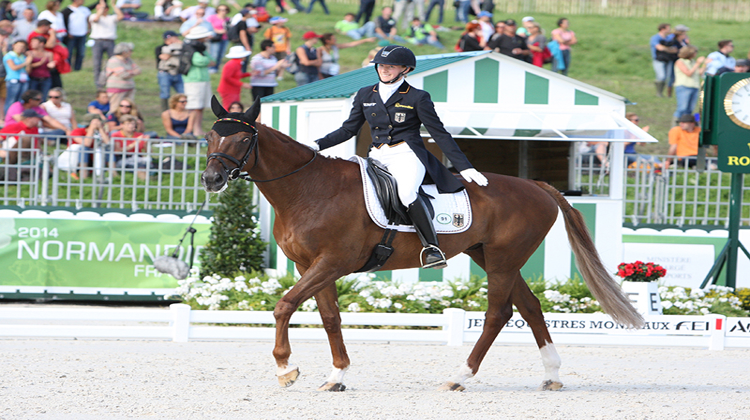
[373,298,392,309]
[700,307,710,315]
[301,299,317,312]
[238,301,250,310]
[661,301,673,309]
[440,289,454,298]
[347,302,361,312]
[394,302,403,309]
[467,300,480,308]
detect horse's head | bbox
[201,96,261,193]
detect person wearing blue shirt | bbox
[650,23,673,98]
[705,40,736,76]
[3,39,30,114]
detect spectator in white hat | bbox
[217,45,251,109]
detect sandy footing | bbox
[1,339,748,419]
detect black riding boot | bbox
[407,197,447,269]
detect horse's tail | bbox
[535,181,644,329]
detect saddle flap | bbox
[365,158,409,224]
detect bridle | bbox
[206,118,317,183]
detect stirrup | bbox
[420,245,447,269]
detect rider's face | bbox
[377,64,407,81]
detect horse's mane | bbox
[256,122,357,167]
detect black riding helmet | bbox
[371,45,417,84]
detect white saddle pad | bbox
[349,156,472,234]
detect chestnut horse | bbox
[201,97,643,392]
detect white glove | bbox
[310,140,320,151]
[460,168,488,186]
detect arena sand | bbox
[1,339,748,419]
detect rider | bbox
[313,45,488,269]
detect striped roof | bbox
[261,51,491,103]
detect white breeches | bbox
[369,142,426,206]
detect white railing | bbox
[1,304,748,350]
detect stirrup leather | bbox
[420,245,447,269]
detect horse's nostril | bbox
[213,172,224,184]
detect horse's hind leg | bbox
[315,282,351,392]
[440,247,515,391]
[512,273,563,391]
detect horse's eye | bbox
[242,137,250,142]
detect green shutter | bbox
[520,240,545,281]
[419,267,443,282]
[474,59,499,103]
[570,203,596,280]
[424,70,449,102]
[575,90,599,106]
[289,105,297,138]
[269,211,277,269]
[272,106,280,129]
[524,72,549,105]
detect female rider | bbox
[314,45,487,269]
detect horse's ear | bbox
[245,96,261,123]
[211,96,228,118]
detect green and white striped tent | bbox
[258,51,656,283]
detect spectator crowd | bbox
[0,0,748,177]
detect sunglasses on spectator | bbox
[178,100,187,103]
[630,118,640,122]
[120,104,132,108]
[49,95,61,99]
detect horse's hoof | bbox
[437,381,465,392]
[539,380,563,391]
[277,367,300,388]
[317,382,346,392]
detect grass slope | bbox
[47,1,750,153]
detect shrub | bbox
[198,181,266,278]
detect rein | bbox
[207,118,317,183]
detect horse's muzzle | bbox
[201,167,228,193]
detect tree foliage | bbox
[199,181,266,277]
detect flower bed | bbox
[167,272,749,317]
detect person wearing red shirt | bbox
[0,109,41,164]
[217,46,252,109]
[66,113,111,179]
[110,114,149,156]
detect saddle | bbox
[365,157,434,227]
[357,158,435,273]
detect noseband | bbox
[207,118,317,183]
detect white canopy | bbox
[423,109,657,143]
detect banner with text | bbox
[0,214,210,293]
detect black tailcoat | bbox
[317,81,472,193]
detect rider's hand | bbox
[310,140,320,151]
[460,168,488,186]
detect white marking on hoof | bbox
[440,362,473,391]
[540,342,562,386]
[277,364,299,377]
[450,362,474,384]
[325,367,348,384]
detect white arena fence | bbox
[1,134,210,211]
[1,304,749,351]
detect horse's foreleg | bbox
[314,282,350,392]
[272,262,348,389]
[512,274,563,391]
